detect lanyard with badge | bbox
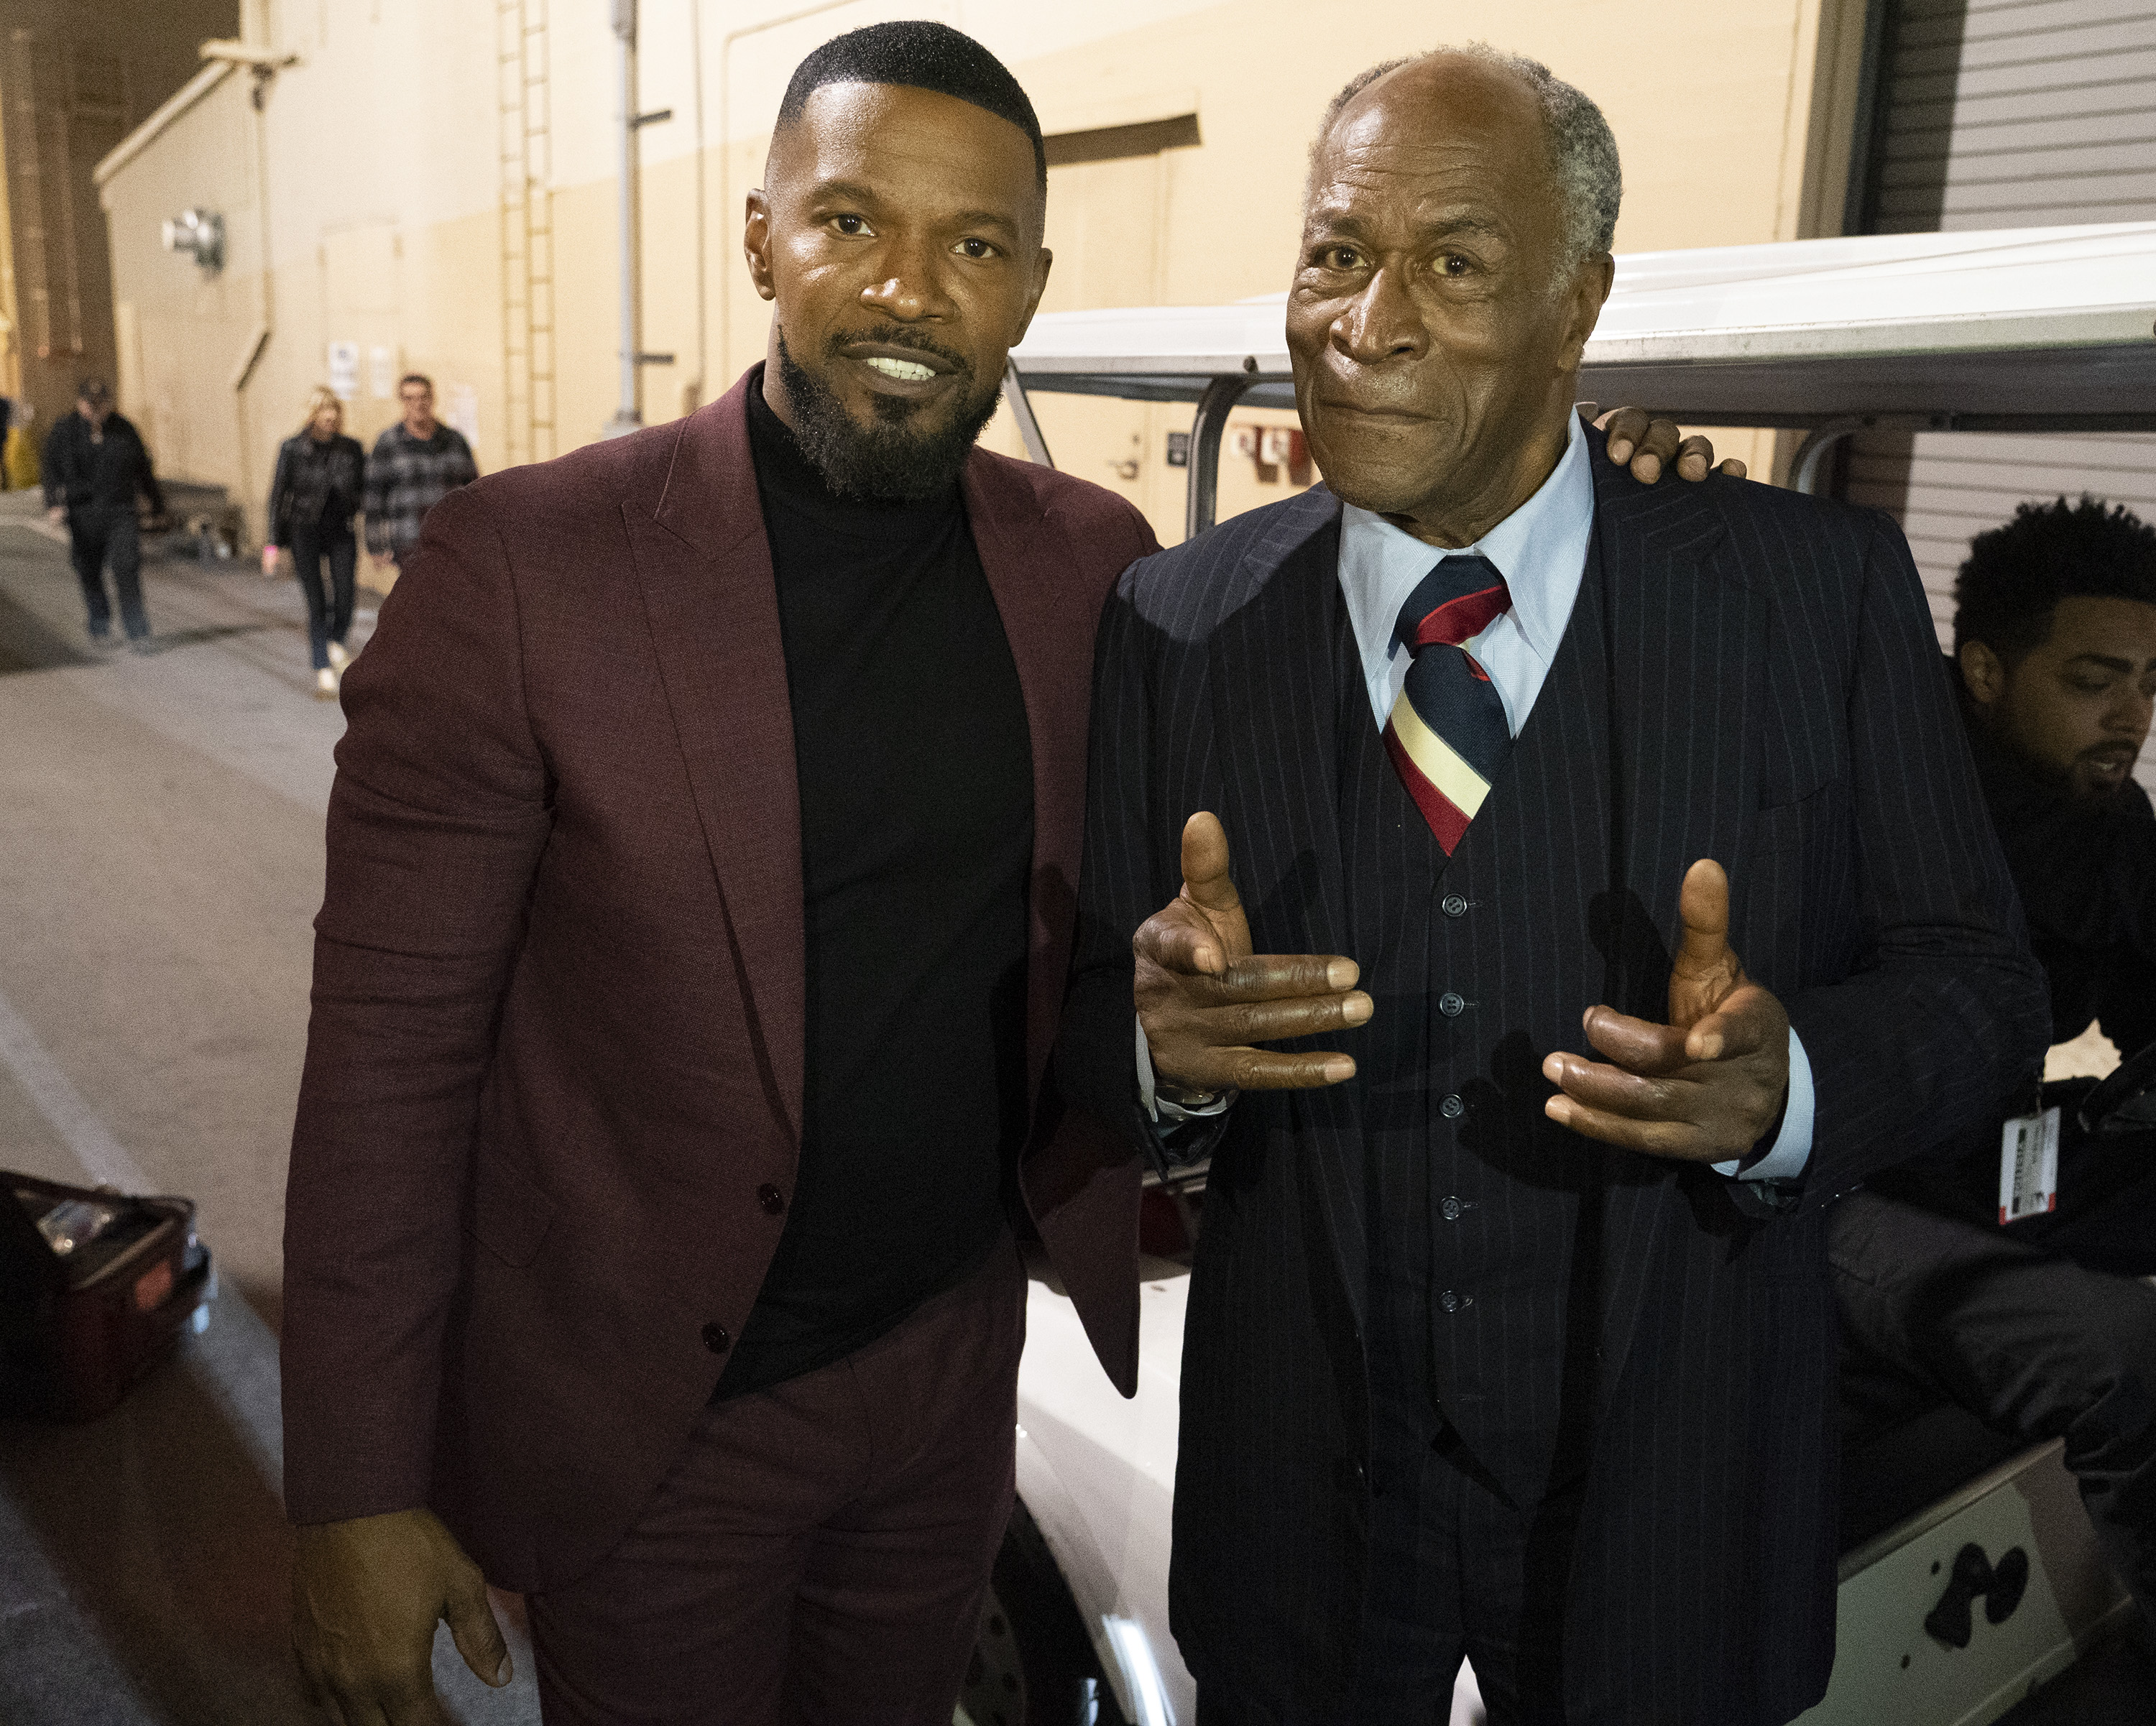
[1997,1075,2060,1224]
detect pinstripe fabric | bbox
[1055,423,2051,1724]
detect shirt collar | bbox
[1338,409,1593,660]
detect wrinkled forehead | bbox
[1306,61,1554,228]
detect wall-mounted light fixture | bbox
[162,208,225,274]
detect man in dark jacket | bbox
[1058,47,2048,1724]
[1838,495,2156,1625]
[42,378,165,650]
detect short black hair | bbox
[398,373,433,393]
[1953,495,2156,663]
[776,21,1046,190]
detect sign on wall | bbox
[446,382,479,448]
[369,346,395,399]
[327,341,360,401]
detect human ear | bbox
[743,190,777,303]
[1959,640,2004,707]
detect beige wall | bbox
[0,0,237,444]
[98,0,1866,549]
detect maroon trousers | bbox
[528,1240,1026,1724]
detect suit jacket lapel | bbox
[1207,489,1356,966]
[962,454,1106,1102]
[623,374,806,1144]
[1581,429,1763,1421]
[1206,488,1370,1307]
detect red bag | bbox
[0,1171,215,1421]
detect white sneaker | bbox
[314,666,338,700]
[326,640,350,671]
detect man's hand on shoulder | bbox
[1541,859,1791,1161]
[293,1506,510,1722]
[1135,812,1371,1094]
[1593,407,1748,485]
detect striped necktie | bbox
[1381,553,1514,855]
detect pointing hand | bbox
[1133,812,1370,1094]
[1540,859,1790,1160]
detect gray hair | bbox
[1313,45,1622,280]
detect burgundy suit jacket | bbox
[281,373,1158,1589]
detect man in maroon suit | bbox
[281,22,1718,1725]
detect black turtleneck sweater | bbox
[714,376,1033,1399]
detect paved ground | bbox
[0,500,538,1721]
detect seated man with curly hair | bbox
[1833,494,2156,1628]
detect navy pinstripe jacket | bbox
[1056,425,2050,1723]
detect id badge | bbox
[1998,1106,2061,1224]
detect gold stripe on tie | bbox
[1389,693,1493,818]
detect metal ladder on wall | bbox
[498,0,555,467]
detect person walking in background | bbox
[43,378,165,652]
[267,387,367,699]
[361,373,476,571]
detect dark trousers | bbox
[288,524,356,671]
[526,1236,1025,1725]
[1334,1362,1578,1726]
[1831,1189,2156,1623]
[68,509,147,640]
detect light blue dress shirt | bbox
[1334,410,1813,1181]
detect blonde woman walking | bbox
[265,387,366,698]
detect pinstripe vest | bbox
[1337,533,1615,1505]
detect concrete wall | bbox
[98,0,1867,549]
[0,0,237,446]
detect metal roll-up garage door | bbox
[1843,0,2156,790]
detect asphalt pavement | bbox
[0,498,538,1722]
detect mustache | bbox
[826,324,974,380]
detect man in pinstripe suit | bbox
[1055,47,2051,1725]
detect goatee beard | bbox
[773,329,1003,503]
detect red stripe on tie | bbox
[1383,724,1472,854]
[1411,585,1508,650]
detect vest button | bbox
[701,1322,731,1355]
[1441,894,1469,918]
[757,1183,786,1215]
[1441,1196,1462,1222]
[1438,991,1466,1017]
[1440,1094,1466,1120]
[1439,1290,1470,1314]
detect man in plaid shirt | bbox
[363,374,478,566]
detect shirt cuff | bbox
[1713,1026,1814,1182]
[1135,1016,1234,1123]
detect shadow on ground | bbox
[0,1316,308,1722]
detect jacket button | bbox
[1440,1094,1466,1120]
[1440,1196,1462,1222]
[1439,1290,1470,1314]
[1438,992,1466,1017]
[757,1183,786,1215]
[1441,895,1469,918]
[701,1322,731,1354]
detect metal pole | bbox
[1185,376,1252,541]
[1000,361,1053,467]
[604,0,640,437]
[1789,420,1862,496]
